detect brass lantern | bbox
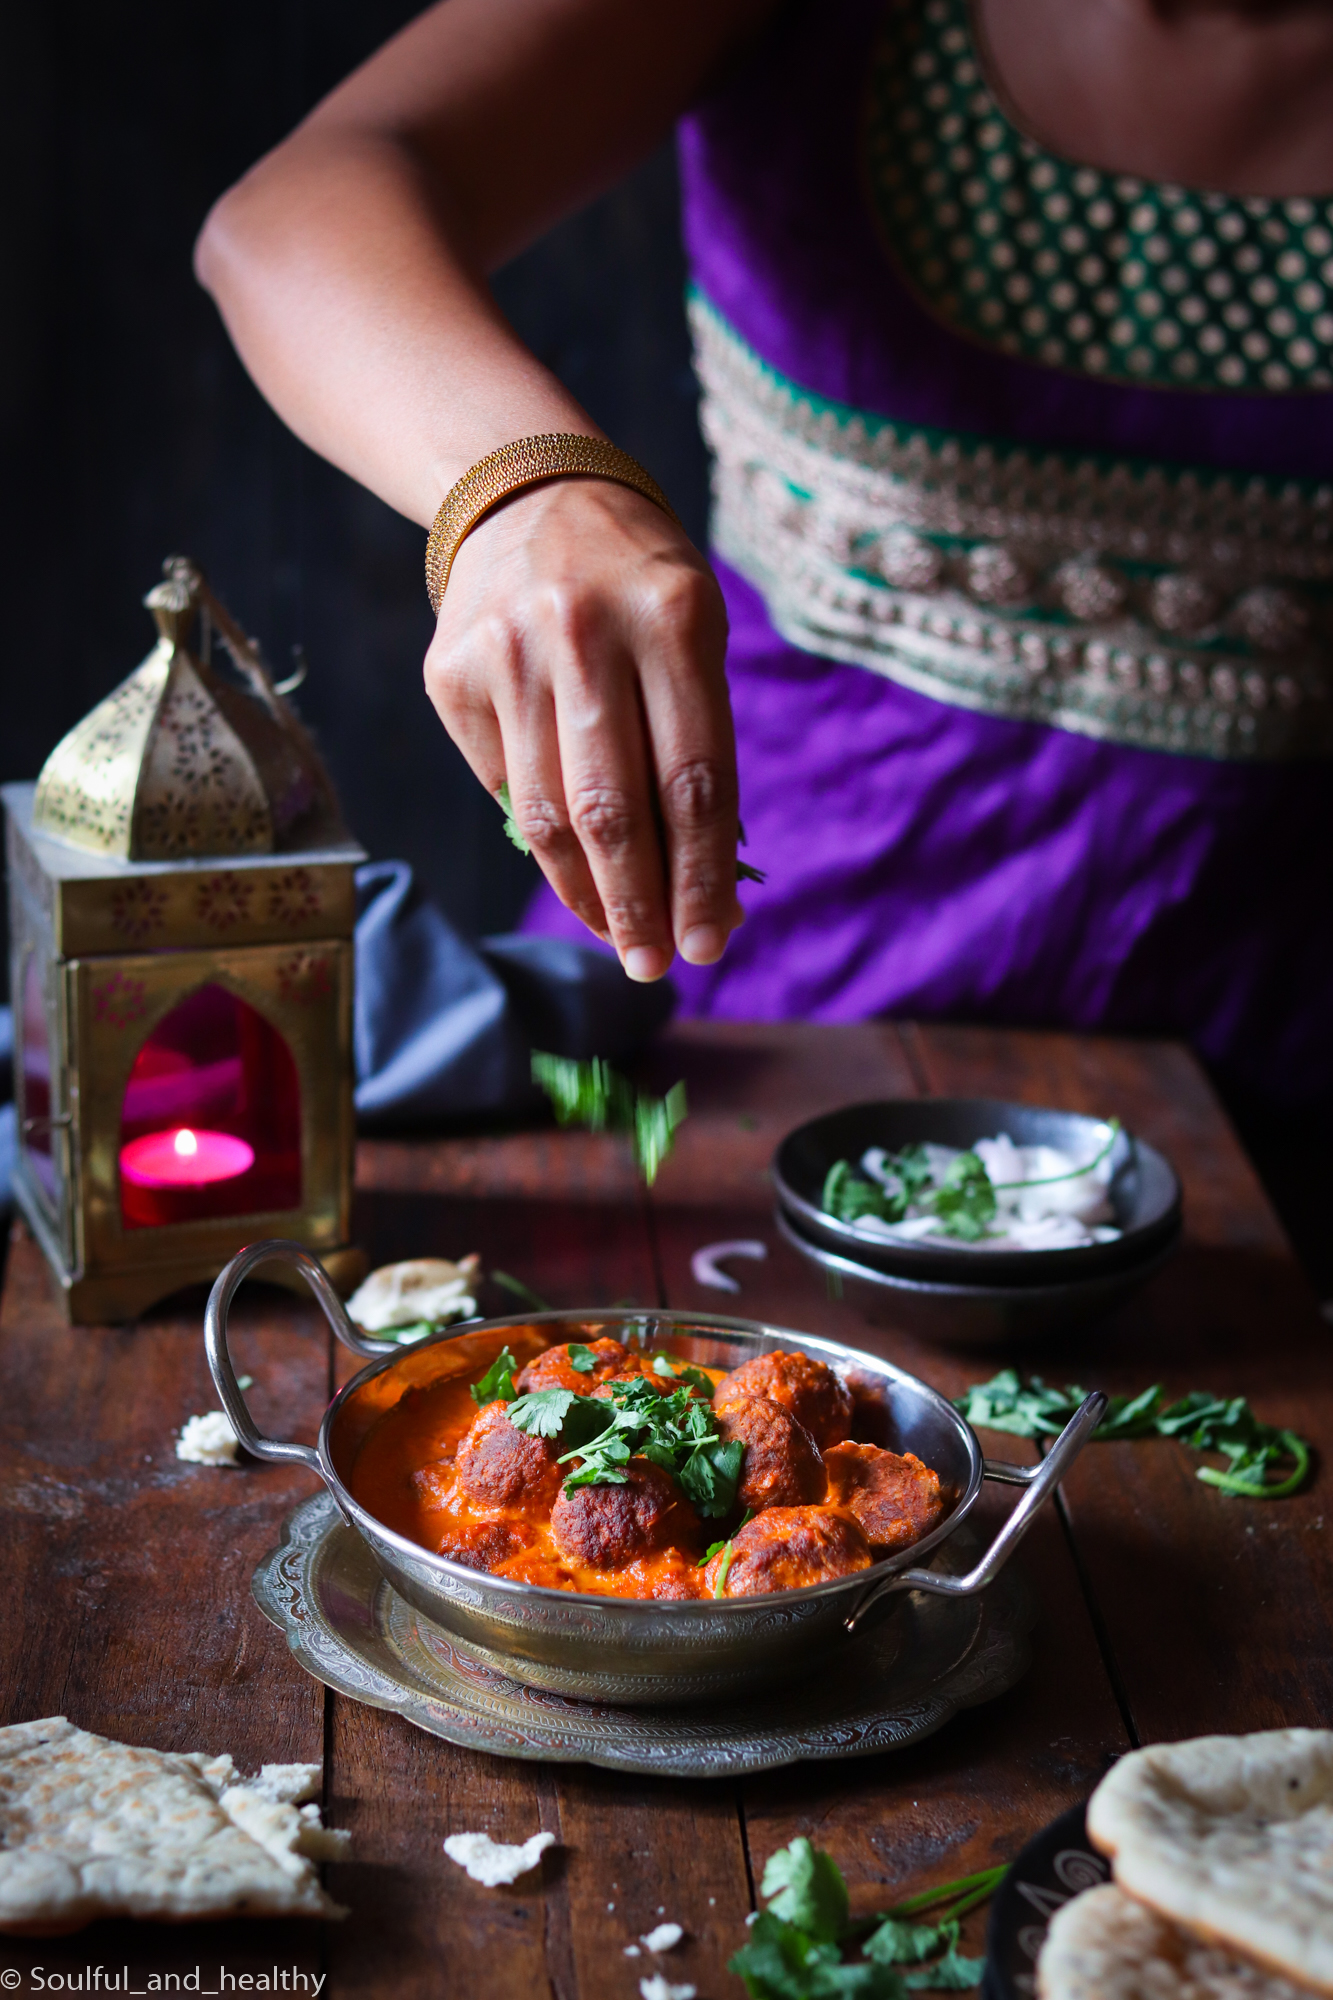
[4,557,366,1322]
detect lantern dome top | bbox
[32,556,347,860]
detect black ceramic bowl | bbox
[774,1201,1181,1349]
[774,1098,1182,1288]
[982,1800,1107,2000]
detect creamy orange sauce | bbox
[347,1329,728,1598]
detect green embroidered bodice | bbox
[865,0,1333,394]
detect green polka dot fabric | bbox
[865,0,1333,393]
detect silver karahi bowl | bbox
[206,1241,1103,1705]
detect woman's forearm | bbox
[196,126,588,525]
[195,0,778,983]
[194,0,773,526]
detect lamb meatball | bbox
[550,1458,699,1570]
[454,1402,563,1515]
[516,1337,640,1396]
[718,1396,826,1513]
[707,1506,872,1597]
[436,1518,530,1573]
[823,1443,948,1552]
[713,1351,854,1450]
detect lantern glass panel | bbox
[118,983,302,1229]
[20,952,57,1206]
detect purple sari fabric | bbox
[524,1,1333,1109]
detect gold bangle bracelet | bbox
[424,433,680,613]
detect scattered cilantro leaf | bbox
[733,1844,1002,2000]
[496,779,531,855]
[531,1052,687,1184]
[955,1370,1311,1497]
[731,1913,903,2000]
[903,1946,986,1991]
[762,1839,850,1945]
[863,1922,948,1967]
[470,1345,519,1406]
[866,1919,984,1988]
[567,1343,598,1373]
[713,1543,738,1597]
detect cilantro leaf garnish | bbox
[955,1369,1311,1497]
[567,1343,598,1373]
[507,1388,579,1440]
[470,1345,519,1405]
[531,1052,687,1184]
[927,1151,996,1242]
[763,1839,849,1944]
[507,1373,744,1514]
[652,1352,715,1398]
[821,1122,1122,1244]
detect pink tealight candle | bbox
[120,1126,255,1189]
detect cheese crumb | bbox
[442,1830,555,1886]
[639,1978,695,2000]
[176,1411,240,1465]
[641,1923,684,1952]
[624,1945,641,1958]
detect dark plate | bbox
[775,1202,1181,1350]
[983,1801,1108,2000]
[774,1098,1182,1287]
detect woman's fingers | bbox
[548,606,673,981]
[499,680,611,943]
[632,559,739,965]
[427,611,611,938]
[424,478,742,979]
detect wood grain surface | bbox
[0,1021,1325,1997]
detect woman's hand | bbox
[425,475,739,982]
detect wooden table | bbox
[1,1020,1329,1998]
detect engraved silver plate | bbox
[252,1493,1035,1778]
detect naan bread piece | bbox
[0,1717,349,1936]
[346,1256,479,1332]
[1088,1731,1333,1995]
[1038,1884,1315,2000]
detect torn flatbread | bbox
[1038,1883,1315,2000]
[0,1717,349,1936]
[1088,1731,1333,1996]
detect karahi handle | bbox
[843,1391,1107,1635]
[204,1238,399,1470]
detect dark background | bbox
[5,0,1330,1292]
[1,0,710,946]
